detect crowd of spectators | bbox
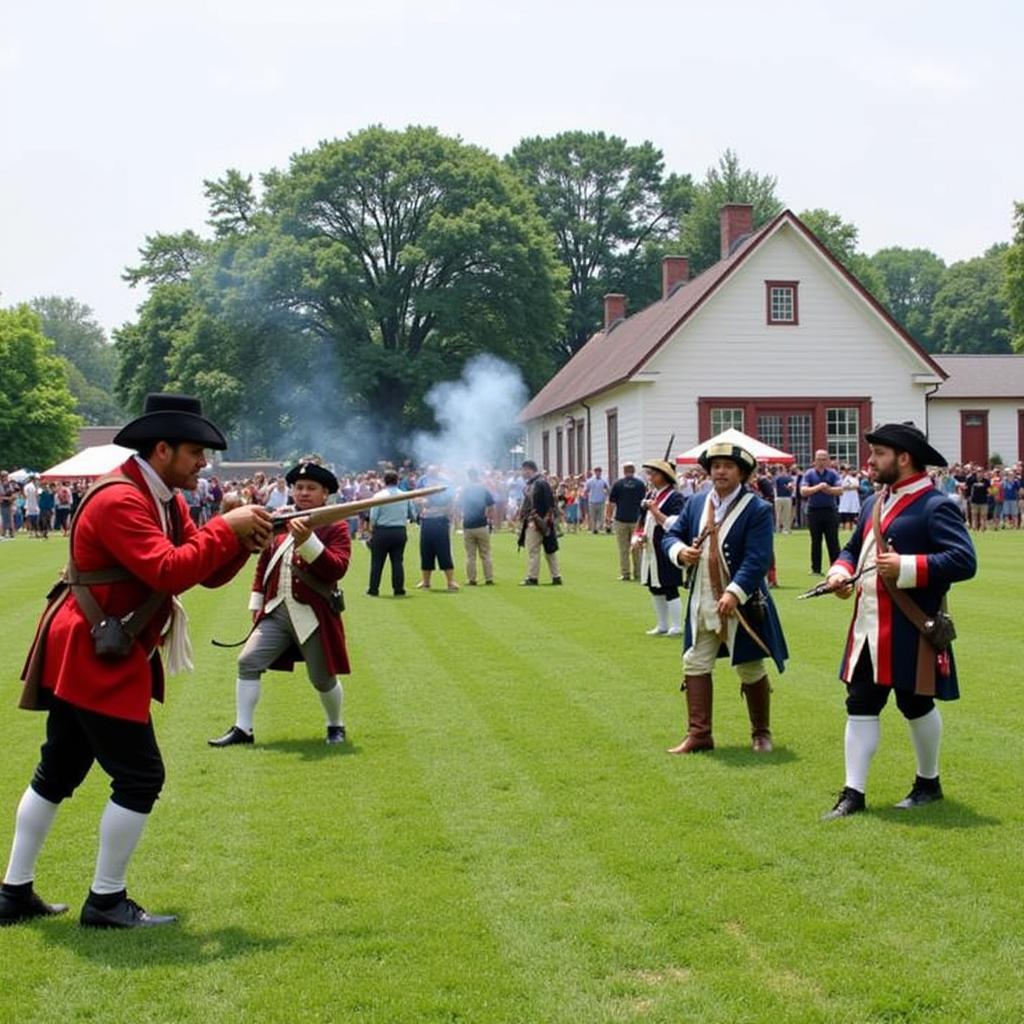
[3,456,1020,548]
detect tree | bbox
[507,131,693,358]
[229,125,567,448]
[680,150,783,274]
[0,305,81,468]
[929,245,1012,354]
[1005,201,1024,352]
[29,295,122,423]
[870,247,946,349]
[114,126,567,458]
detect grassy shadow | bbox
[871,798,1001,830]
[41,922,289,968]
[257,738,361,761]
[709,744,800,767]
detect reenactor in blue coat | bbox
[822,423,976,819]
[662,440,788,753]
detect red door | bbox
[960,410,989,466]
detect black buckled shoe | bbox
[822,787,866,820]
[0,885,69,925]
[895,775,943,809]
[326,725,347,745]
[207,726,254,747]
[80,892,177,929]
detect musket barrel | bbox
[271,485,447,532]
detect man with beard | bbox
[662,441,788,753]
[209,459,352,748]
[1,394,272,928]
[822,424,976,819]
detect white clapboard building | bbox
[927,354,1024,466]
[519,205,951,473]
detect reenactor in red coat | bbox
[209,460,352,748]
[0,395,272,928]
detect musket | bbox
[271,485,446,533]
[664,433,675,462]
[797,565,876,600]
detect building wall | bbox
[636,224,934,464]
[928,399,1024,465]
[525,383,646,476]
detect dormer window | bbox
[766,281,799,325]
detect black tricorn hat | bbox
[864,422,947,468]
[285,461,339,494]
[113,393,228,451]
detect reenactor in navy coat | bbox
[635,459,686,636]
[662,441,788,754]
[822,424,976,819]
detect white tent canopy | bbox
[40,444,135,481]
[675,427,794,466]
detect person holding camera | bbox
[1,394,272,929]
[662,440,788,755]
[209,459,351,750]
[821,424,976,820]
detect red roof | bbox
[520,210,946,422]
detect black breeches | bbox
[648,584,680,600]
[845,652,935,720]
[30,696,165,814]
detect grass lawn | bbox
[0,524,1022,1023]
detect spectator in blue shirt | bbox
[800,449,843,574]
[367,470,414,596]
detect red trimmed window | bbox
[766,281,799,325]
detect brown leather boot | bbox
[667,674,714,753]
[741,677,773,752]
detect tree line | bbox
[4,128,1024,467]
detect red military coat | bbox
[250,520,351,676]
[22,458,249,723]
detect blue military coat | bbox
[833,476,976,699]
[662,487,788,673]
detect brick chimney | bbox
[720,203,754,260]
[661,256,689,298]
[604,293,626,330]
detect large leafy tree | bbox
[506,131,692,358]
[114,128,567,457]
[29,295,122,423]
[929,245,1012,354]
[0,305,81,468]
[870,247,946,349]
[1005,201,1024,352]
[680,150,783,274]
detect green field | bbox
[1,526,1021,1023]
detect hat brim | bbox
[864,430,947,468]
[698,444,757,476]
[113,411,228,451]
[641,460,678,484]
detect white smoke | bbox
[411,354,527,473]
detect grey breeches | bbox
[237,603,335,691]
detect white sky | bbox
[2,0,1021,337]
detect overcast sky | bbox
[2,0,1020,337]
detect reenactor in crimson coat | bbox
[209,460,352,748]
[0,394,272,928]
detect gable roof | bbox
[520,210,946,422]
[931,354,1024,398]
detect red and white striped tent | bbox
[40,444,135,481]
[675,428,794,466]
